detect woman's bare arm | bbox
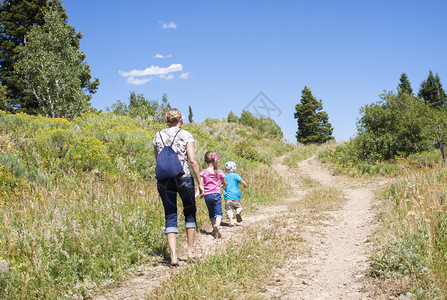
[153,145,158,160]
[186,142,204,197]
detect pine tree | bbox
[227,111,238,123]
[154,94,171,123]
[294,86,334,144]
[14,8,90,118]
[397,73,413,96]
[0,83,7,110]
[0,0,99,112]
[418,70,447,108]
[188,105,193,123]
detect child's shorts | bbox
[225,200,243,218]
[204,193,223,220]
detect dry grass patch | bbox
[149,216,304,299]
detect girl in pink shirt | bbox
[200,151,227,238]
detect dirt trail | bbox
[94,156,382,299]
[264,157,380,299]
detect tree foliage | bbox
[418,70,447,108]
[0,83,8,110]
[188,105,193,123]
[354,92,447,161]
[108,92,171,122]
[14,8,91,118]
[0,0,99,112]
[294,86,334,144]
[227,111,238,123]
[397,72,413,97]
[227,110,283,139]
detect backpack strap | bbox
[158,132,165,146]
[170,129,182,146]
[158,129,182,147]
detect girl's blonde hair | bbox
[165,109,182,127]
[204,151,219,176]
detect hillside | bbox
[1,111,447,299]
[0,111,291,298]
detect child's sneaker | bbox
[236,213,242,223]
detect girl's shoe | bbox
[228,223,235,227]
[236,213,242,223]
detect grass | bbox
[149,217,299,299]
[0,111,292,299]
[370,161,447,298]
[283,144,319,167]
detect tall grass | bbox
[371,162,447,298]
[318,140,443,177]
[0,111,291,298]
[150,217,297,299]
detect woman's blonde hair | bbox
[165,109,182,126]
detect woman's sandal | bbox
[213,225,222,238]
[169,262,179,268]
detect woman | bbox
[153,109,204,267]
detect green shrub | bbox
[0,153,27,178]
[354,92,446,161]
[234,140,268,163]
[33,128,75,161]
[237,110,283,139]
[66,136,111,171]
[371,227,430,279]
[0,165,18,192]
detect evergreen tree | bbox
[418,70,447,108]
[397,73,413,96]
[188,105,193,123]
[154,93,171,123]
[0,0,99,112]
[0,83,8,110]
[14,8,90,118]
[127,91,157,119]
[227,111,238,123]
[294,86,334,144]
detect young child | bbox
[223,161,248,226]
[200,151,226,238]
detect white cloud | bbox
[119,63,183,77]
[154,53,172,59]
[119,63,184,85]
[126,77,152,85]
[161,21,177,29]
[179,72,190,79]
[160,74,174,80]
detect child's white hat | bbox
[225,161,237,171]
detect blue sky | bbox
[62,0,447,142]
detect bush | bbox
[234,140,268,163]
[66,136,111,171]
[0,165,18,192]
[236,110,283,139]
[0,153,27,178]
[354,92,446,161]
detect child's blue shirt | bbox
[223,172,243,200]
